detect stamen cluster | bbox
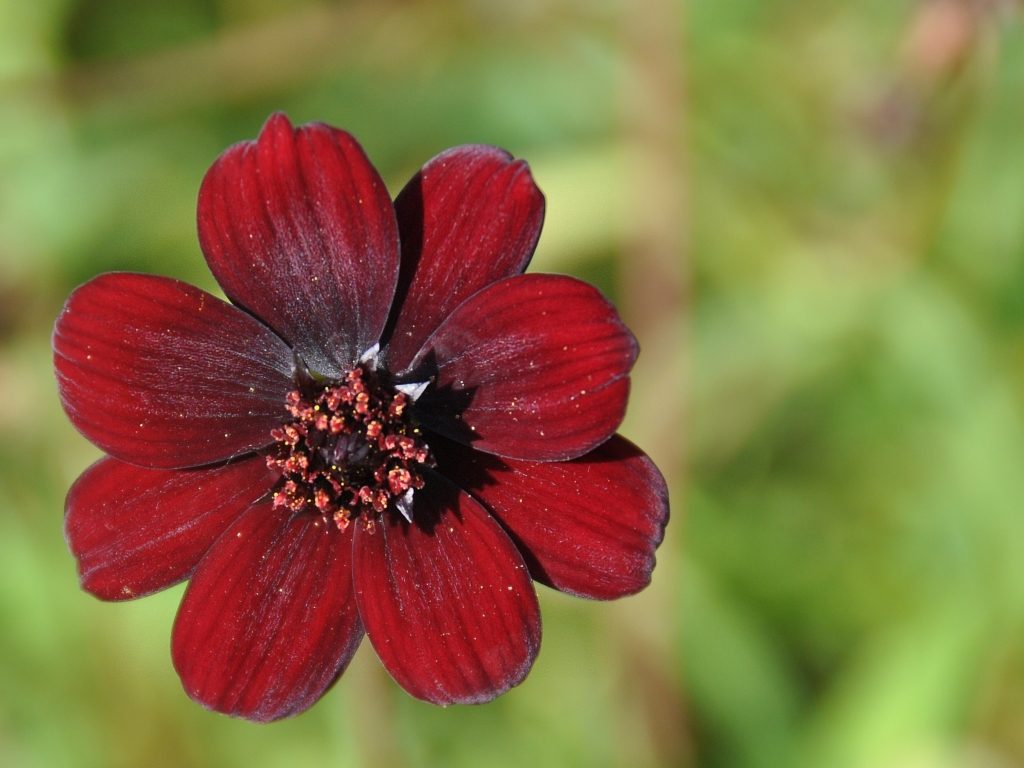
[267,365,432,530]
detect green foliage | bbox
[3,0,1024,766]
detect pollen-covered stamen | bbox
[266,363,433,529]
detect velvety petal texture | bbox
[172,501,363,723]
[411,274,638,461]
[354,473,541,705]
[197,113,400,377]
[55,114,668,723]
[53,273,294,469]
[385,145,545,372]
[65,455,277,601]
[434,435,669,599]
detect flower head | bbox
[54,113,669,722]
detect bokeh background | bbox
[3,0,1024,765]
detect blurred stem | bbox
[615,0,690,766]
[56,1,434,119]
[347,644,405,768]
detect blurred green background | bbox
[3,0,1024,765]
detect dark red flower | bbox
[54,113,669,722]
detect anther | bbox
[267,362,434,530]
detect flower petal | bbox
[384,145,545,373]
[197,113,399,377]
[171,501,362,722]
[434,435,670,600]
[53,273,294,469]
[410,274,638,461]
[353,472,541,705]
[64,455,277,601]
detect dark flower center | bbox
[266,363,433,530]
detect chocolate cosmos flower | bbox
[53,114,669,722]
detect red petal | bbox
[65,455,277,601]
[53,273,294,469]
[384,145,545,373]
[353,473,541,705]
[172,501,362,722]
[410,274,638,461]
[434,435,669,600]
[197,113,399,377]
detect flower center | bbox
[266,363,433,530]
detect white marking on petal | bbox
[359,343,381,370]
[396,488,415,523]
[394,380,430,402]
